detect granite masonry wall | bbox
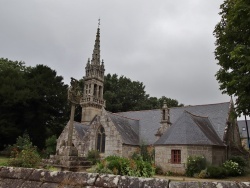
[122,145,139,158]
[0,167,249,188]
[155,145,226,174]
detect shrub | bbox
[223,160,243,176]
[229,156,248,174]
[185,156,206,177]
[198,169,208,179]
[155,165,164,175]
[95,156,126,175]
[97,167,113,174]
[87,150,100,165]
[140,144,155,163]
[95,155,155,177]
[7,145,41,168]
[106,156,129,175]
[166,171,173,176]
[7,133,41,168]
[207,166,227,178]
[45,135,57,157]
[0,156,8,166]
[5,131,32,156]
[135,159,155,177]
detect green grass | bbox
[0,156,8,166]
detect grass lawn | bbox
[0,156,8,166]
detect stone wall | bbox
[79,114,124,157]
[0,167,249,188]
[55,113,141,161]
[155,145,226,174]
[122,145,139,158]
[212,146,226,165]
[56,122,86,157]
[155,145,187,174]
[100,115,123,157]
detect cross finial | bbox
[98,18,101,28]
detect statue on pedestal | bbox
[68,77,81,104]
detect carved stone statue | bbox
[68,77,81,104]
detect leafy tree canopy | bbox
[214,0,250,116]
[103,73,183,113]
[0,58,69,150]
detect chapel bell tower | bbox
[155,100,171,139]
[80,22,105,123]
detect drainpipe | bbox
[245,114,250,149]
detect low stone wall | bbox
[0,166,249,188]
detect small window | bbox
[171,150,181,164]
[242,127,246,131]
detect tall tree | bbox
[214,0,250,116]
[104,74,146,112]
[103,73,183,113]
[23,64,69,148]
[0,58,29,149]
[0,58,69,149]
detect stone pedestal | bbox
[42,154,92,172]
[63,146,78,156]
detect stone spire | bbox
[91,24,101,65]
[80,21,105,124]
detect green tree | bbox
[158,96,184,108]
[103,74,145,112]
[23,64,69,148]
[0,58,69,150]
[0,58,29,149]
[103,73,183,112]
[214,0,250,116]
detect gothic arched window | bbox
[96,126,105,153]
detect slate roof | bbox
[238,120,250,138]
[108,113,139,145]
[73,122,89,140]
[154,111,225,146]
[118,109,161,144]
[118,102,231,145]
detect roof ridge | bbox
[117,109,160,113]
[114,101,230,113]
[170,101,230,109]
[110,112,140,121]
[184,110,208,118]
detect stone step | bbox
[52,165,92,172]
[43,155,93,172]
[66,161,91,166]
[49,155,88,161]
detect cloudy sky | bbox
[0,0,230,106]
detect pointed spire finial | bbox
[98,18,101,28]
[163,100,168,109]
[90,20,101,65]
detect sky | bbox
[0,0,231,107]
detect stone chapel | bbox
[56,26,244,173]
